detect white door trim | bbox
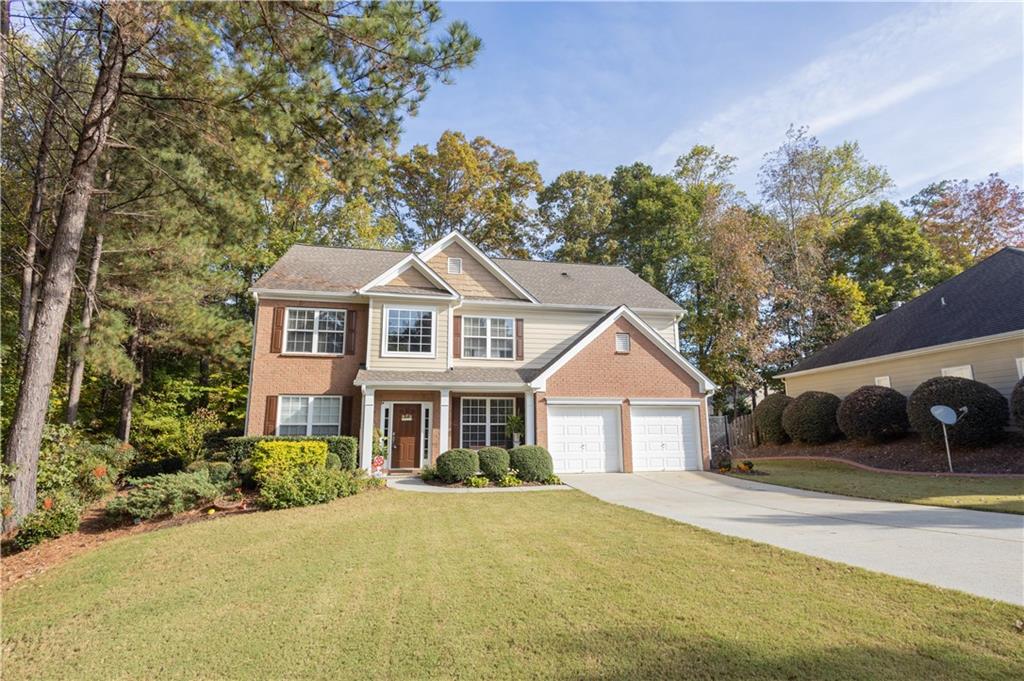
[381,400,432,468]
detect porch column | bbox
[359,387,375,469]
[439,388,451,452]
[524,389,535,445]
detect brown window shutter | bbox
[340,395,353,435]
[344,310,357,356]
[452,315,462,359]
[515,319,524,361]
[516,396,525,418]
[270,307,285,353]
[450,396,461,449]
[263,395,278,435]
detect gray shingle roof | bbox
[253,243,682,311]
[781,248,1024,375]
[354,367,539,386]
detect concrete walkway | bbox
[563,472,1024,604]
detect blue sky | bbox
[400,1,1023,200]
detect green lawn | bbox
[732,459,1024,514]
[4,490,1022,680]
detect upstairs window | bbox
[447,257,463,274]
[615,333,631,353]
[384,307,434,355]
[285,308,345,354]
[277,396,341,436]
[462,317,514,359]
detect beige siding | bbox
[368,299,449,370]
[426,243,522,300]
[783,335,1024,399]
[454,304,679,370]
[386,266,442,290]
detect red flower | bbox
[93,465,108,478]
[42,497,53,510]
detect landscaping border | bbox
[733,454,1024,478]
[387,477,571,493]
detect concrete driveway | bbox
[563,472,1024,604]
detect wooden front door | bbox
[391,404,421,468]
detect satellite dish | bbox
[930,405,958,425]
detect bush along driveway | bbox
[728,459,1024,514]
[5,490,1024,680]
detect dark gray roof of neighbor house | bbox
[495,258,682,310]
[254,245,408,292]
[253,243,682,311]
[354,367,540,386]
[781,247,1024,375]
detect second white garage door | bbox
[630,406,702,471]
[547,405,622,473]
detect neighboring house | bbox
[778,247,1024,400]
[245,231,716,473]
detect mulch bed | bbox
[734,432,1024,475]
[423,479,550,489]
[1,494,259,592]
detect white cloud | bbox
[647,3,1023,180]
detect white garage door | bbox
[547,405,622,473]
[630,406,702,471]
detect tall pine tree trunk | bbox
[117,322,141,443]
[66,231,104,424]
[3,20,127,530]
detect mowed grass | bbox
[734,459,1024,514]
[4,490,1023,681]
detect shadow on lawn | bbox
[548,629,1021,681]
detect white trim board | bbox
[417,231,540,304]
[529,305,716,394]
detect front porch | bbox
[356,383,536,471]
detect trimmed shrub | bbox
[251,440,327,481]
[477,447,510,481]
[436,449,479,483]
[325,451,342,470]
[257,468,359,510]
[753,394,793,445]
[105,470,220,521]
[186,460,235,486]
[225,436,357,469]
[1011,377,1024,428]
[14,493,81,550]
[782,391,841,444]
[837,385,909,442]
[908,377,1009,447]
[509,446,554,482]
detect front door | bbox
[391,404,421,468]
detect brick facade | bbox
[246,298,367,436]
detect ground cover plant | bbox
[3,491,1022,680]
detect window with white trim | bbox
[941,365,974,379]
[1016,357,1024,379]
[285,308,346,354]
[461,398,514,448]
[462,317,514,359]
[384,307,434,355]
[277,396,341,436]
[447,257,462,274]
[615,333,631,353]
[874,376,891,388]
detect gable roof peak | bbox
[418,230,540,304]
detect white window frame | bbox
[874,376,891,388]
[460,396,515,448]
[447,257,463,274]
[941,365,974,380]
[461,316,516,361]
[1016,357,1024,379]
[381,304,436,358]
[283,307,346,355]
[276,395,342,436]
[615,333,631,353]
[380,401,432,468]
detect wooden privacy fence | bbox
[726,413,758,450]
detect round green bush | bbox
[325,451,342,470]
[185,460,235,485]
[14,493,81,550]
[837,385,909,442]
[508,446,553,482]
[908,377,1009,447]
[435,449,479,483]
[782,391,841,444]
[477,447,510,481]
[1011,378,1024,428]
[753,393,793,445]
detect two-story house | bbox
[244,231,716,474]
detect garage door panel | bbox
[548,405,621,474]
[631,406,701,471]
